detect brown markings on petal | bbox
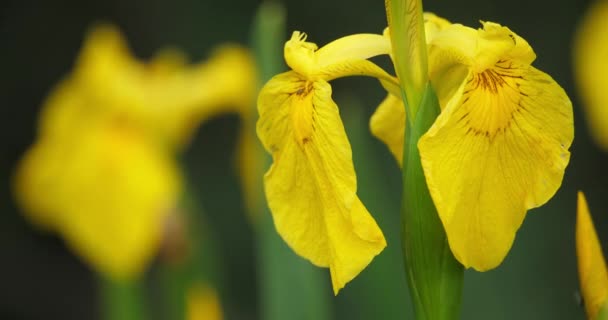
[292,81,317,148]
[460,61,529,140]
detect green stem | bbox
[401,84,463,320]
[100,275,147,320]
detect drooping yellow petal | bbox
[187,283,224,320]
[419,22,573,270]
[370,93,405,165]
[577,192,608,320]
[574,0,608,150]
[257,72,386,294]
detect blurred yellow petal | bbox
[61,122,179,278]
[419,22,573,270]
[70,25,257,148]
[257,72,386,294]
[14,140,66,230]
[187,284,223,320]
[369,93,405,165]
[577,192,608,320]
[14,23,257,279]
[574,0,608,150]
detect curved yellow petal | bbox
[284,31,394,83]
[419,23,573,270]
[577,192,608,320]
[257,72,386,294]
[370,93,405,166]
[574,0,608,150]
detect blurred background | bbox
[1,0,606,319]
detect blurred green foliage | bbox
[1,0,606,319]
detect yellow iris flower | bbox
[14,25,256,279]
[257,32,395,294]
[577,192,608,320]
[371,14,573,271]
[260,11,573,286]
[575,0,608,151]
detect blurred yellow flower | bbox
[577,192,608,320]
[574,0,608,151]
[187,283,223,320]
[257,31,393,294]
[371,15,573,270]
[14,24,256,279]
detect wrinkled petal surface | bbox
[257,72,386,294]
[419,22,573,270]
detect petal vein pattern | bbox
[418,22,574,270]
[257,72,386,294]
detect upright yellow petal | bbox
[577,192,608,320]
[574,0,608,150]
[187,284,223,320]
[257,72,386,294]
[419,22,573,270]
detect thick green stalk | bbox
[385,0,428,122]
[401,84,463,320]
[251,3,331,320]
[100,276,146,320]
[386,0,464,318]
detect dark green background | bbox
[1,0,606,319]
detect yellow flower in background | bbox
[577,192,608,320]
[14,24,256,279]
[575,0,608,151]
[371,15,573,271]
[187,283,223,320]
[257,32,393,294]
